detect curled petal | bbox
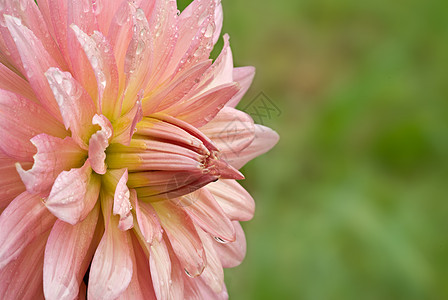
[88,194,133,300]
[45,160,100,225]
[43,204,100,300]
[0,192,56,268]
[16,134,86,195]
[132,191,162,244]
[112,93,143,146]
[0,151,29,209]
[113,169,134,231]
[89,114,113,174]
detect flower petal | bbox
[226,66,255,108]
[225,124,279,169]
[45,67,97,149]
[0,192,56,268]
[113,169,134,231]
[152,200,206,277]
[0,62,37,101]
[88,193,133,300]
[4,15,63,121]
[0,151,29,210]
[213,221,246,268]
[0,231,49,300]
[43,204,100,300]
[0,90,67,161]
[206,179,255,221]
[200,106,255,157]
[88,114,113,174]
[45,160,100,225]
[180,189,236,242]
[132,191,162,244]
[16,134,86,195]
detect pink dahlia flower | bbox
[0,0,278,299]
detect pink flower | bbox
[0,0,278,299]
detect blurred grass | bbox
[178,0,448,299]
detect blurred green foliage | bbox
[179,0,448,299]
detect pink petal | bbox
[45,160,100,225]
[180,189,236,242]
[0,62,37,101]
[4,15,63,122]
[0,192,56,268]
[226,66,256,108]
[225,124,279,169]
[206,179,255,221]
[88,114,113,174]
[213,221,247,268]
[148,238,172,300]
[213,1,223,45]
[111,94,143,146]
[0,151,29,210]
[88,195,133,300]
[0,90,67,161]
[200,106,255,157]
[45,67,97,149]
[152,200,206,277]
[196,226,224,293]
[16,134,86,195]
[43,204,100,300]
[0,231,49,300]
[132,191,162,244]
[163,82,240,127]
[113,169,134,231]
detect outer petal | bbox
[148,238,172,300]
[45,67,97,148]
[213,221,247,268]
[152,200,206,277]
[16,134,86,194]
[0,151,30,210]
[225,125,279,169]
[0,192,56,268]
[206,179,255,221]
[4,15,63,121]
[88,193,133,300]
[0,62,37,101]
[45,160,100,225]
[0,231,49,300]
[43,204,100,300]
[88,114,113,174]
[113,169,134,231]
[213,1,223,45]
[180,189,236,242]
[200,106,255,156]
[226,66,256,108]
[0,90,67,161]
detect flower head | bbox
[0,0,278,299]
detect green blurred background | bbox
[181,0,448,299]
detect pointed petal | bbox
[152,200,206,277]
[4,15,63,121]
[225,125,279,169]
[111,94,143,146]
[163,83,239,127]
[45,67,97,148]
[0,151,29,210]
[16,134,86,194]
[206,179,255,221]
[113,169,134,231]
[213,2,223,45]
[213,221,246,268]
[0,90,67,161]
[0,231,49,300]
[0,192,56,268]
[149,238,172,300]
[180,189,235,242]
[88,114,113,174]
[200,107,255,156]
[45,160,100,225]
[0,62,37,101]
[226,66,255,108]
[43,204,100,300]
[132,191,162,244]
[88,194,133,300]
